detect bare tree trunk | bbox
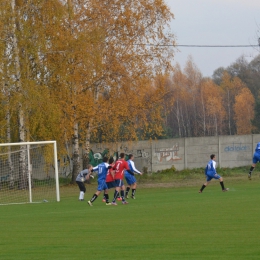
[214,114,218,136]
[175,99,182,137]
[18,108,27,189]
[83,121,91,169]
[67,0,81,183]
[184,102,190,137]
[64,133,73,177]
[180,107,186,137]
[6,108,15,189]
[227,90,232,135]
[11,0,27,189]
[200,92,206,136]
[71,121,80,183]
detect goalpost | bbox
[0,141,60,205]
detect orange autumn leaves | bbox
[0,0,256,152]
[166,65,255,137]
[234,88,255,134]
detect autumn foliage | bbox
[164,58,255,137]
[0,1,257,181]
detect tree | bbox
[219,72,245,135]
[0,0,67,188]
[252,100,260,133]
[247,55,260,98]
[212,67,225,85]
[167,58,205,138]
[60,0,176,181]
[200,79,226,136]
[168,64,189,137]
[0,0,177,184]
[234,88,255,134]
[183,57,203,136]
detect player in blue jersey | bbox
[248,142,260,180]
[199,154,229,193]
[87,157,112,206]
[125,154,142,199]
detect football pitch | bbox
[1,177,260,260]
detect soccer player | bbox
[111,153,134,205]
[125,154,142,199]
[76,164,94,201]
[248,142,260,180]
[87,157,112,206]
[102,157,117,202]
[199,154,229,193]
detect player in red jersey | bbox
[102,157,116,202]
[111,153,134,205]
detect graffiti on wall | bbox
[154,144,181,162]
[224,143,250,152]
[119,144,148,156]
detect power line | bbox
[133,44,259,48]
[177,44,259,48]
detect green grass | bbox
[1,172,260,259]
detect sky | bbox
[165,0,260,77]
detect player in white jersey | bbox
[248,142,260,180]
[125,154,142,199]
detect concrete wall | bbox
[88,134,260,173]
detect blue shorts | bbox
[125,174,136,185]
[206,173,221,182]
[114,179,124,187]
[106,181,116,189]
[252,153,260,164]
[97,179,108,191]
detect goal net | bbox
[0,141,60,205]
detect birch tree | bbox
[0,0,66,188]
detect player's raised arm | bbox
[92,165,98,172]
[86,165,94,180]
[129,160,142,175]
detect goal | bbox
[0,141,60,205]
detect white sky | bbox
[165,0,260,77]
